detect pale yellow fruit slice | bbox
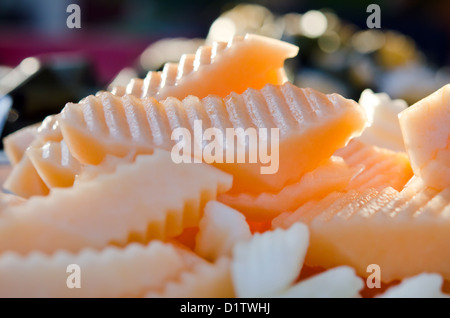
[275,266,364,298]
[3,123,39,165]
[195,201,251,261]
[231,223,309,297]
[377,273,450,298]
[147,257,234,298]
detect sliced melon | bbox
[147,257,234,298]
[399,84,450,189]
[0,241,188,297]
[0,149,232,255]
[335,139,413,192]
[231,223,309,297]
[60,83,367,194]
[3,123,39,165]
[27,140,81,189]
[276,179,450,282]
[112,34,299,100]
[195,201,251,261]
[218,157,358,221]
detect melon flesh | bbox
[218,157,358,221]
[3,155,49,198]
[59,83,367,194]
[0,241,188,297]
[275,179,450,282]
[3,123,39,165]
[357,89,408,152]
[147,257,234,298]
[111,34,299,100]
[26,140,81,189]
[0,149,232,255]
[335,139,413,192]
[195,201,251,261]
[399,84,450,189]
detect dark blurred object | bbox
[0,54,100,147]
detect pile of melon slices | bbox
[0,34,449,298]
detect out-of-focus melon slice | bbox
[399,84,450,190]
[0,241,188,297]
[147,257,234,298]
[112,34,299,100]
[377,273,449,298]
[275,266,364,298]
[3,155,49,198]
[231,223,309,297]
[3,123,39,165]
[0,149,232,255]
[195,201,251,261]
[60,83,367,194]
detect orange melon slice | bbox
[399,84,450,189]
[276,179,450,282]
[147,257,234,298]
[195,201,251,261]
[0,149,232,255]
[3,115,67,197]
[335,139,413,192]
[3,155,49,198]
[218,156,358,221]
[3,123,39,165]
[59,83,367,194]
[0,241,188,297]
[26,140,81,189]
[111,34,299,100]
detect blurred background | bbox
[0,0,449,143]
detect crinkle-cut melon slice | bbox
[291,178,450,282]
[60,82,367,194]
[3,154,49,198]
[399,84,450,190]
[0,149,232,255]
[27,140,81,189]
[274,266,364,298]
[147,257,234,298]
[3,115,68,197]
[111,34,299,100]
[335,139,413,192]
[218,157,358,221]
[357,89,408,152]
[3,123,39,165]
[0,241,188,297]
[231,223,309,298]
[195,201,251,261]
[377,273,450,298]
